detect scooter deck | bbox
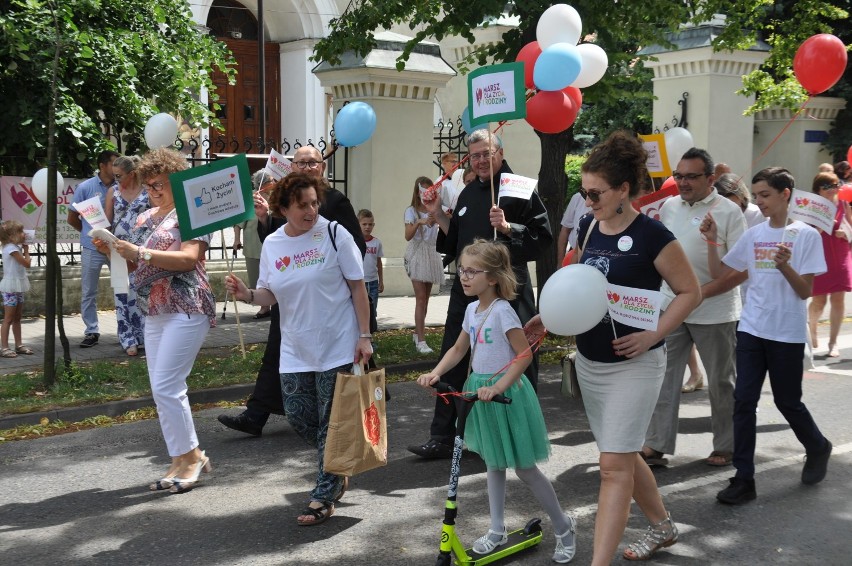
[455,525,543,565]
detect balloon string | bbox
[483,333,545,385]
[750,96,812,171]
[431,333,546,403]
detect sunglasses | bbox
[579,188,611,203]
[819,182,841,191]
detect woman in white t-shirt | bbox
[404,176,445,353]
[701,167,833,506]
[225,173,373,527]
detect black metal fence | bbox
[12,133,348,267]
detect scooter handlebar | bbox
[433,381,512,404]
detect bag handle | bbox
[579,217,597,258]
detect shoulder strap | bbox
[327,221,339,251]
[580,218,597,253]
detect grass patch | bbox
[0,326,571,427]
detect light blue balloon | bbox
[533,43,582,92]
[461,105,488,134]
[335,102,377,147]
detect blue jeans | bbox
[365,280,378,339]
[733,331,827,480]
[81,247,109,335]
[280,364,348,504]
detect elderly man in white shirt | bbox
[642,148,747,468]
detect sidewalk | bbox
[1,293,451,374]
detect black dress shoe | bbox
[716,477,756,505]
[408,439,452,459]
[217,412,263,437]
[802,439,832,485]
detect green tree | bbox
[315,1,848,286]
[0,0,236,176]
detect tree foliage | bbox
[315,0,849,284]
[0,0,236,176]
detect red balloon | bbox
[839,184,852,203]
[793,34,848,95]
[525,91,578,134]
[562,248,575,267]
[563,86,582,110]
[660,176,676,191]
[846,145,852,164]
[516,41,542,90]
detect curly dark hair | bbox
[581,130,649,197]
[268,172,326,215]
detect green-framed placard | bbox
[169,154,254,241]
[467,62,527,129]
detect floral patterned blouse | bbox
[130,208,216,327]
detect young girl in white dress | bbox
[404,175,445,353]
[418,239,577,563]
[0,221,32,358]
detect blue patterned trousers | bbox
[280,364,348,505]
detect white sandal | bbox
[553,514,577,563]
[471,529,508,554]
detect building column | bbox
[314,34,455,294]
[280,39,328,142]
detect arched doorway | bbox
[207,0,281,150]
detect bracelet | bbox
[243,289,254,305]
[359,333,372,339]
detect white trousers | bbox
[145,313,210,457]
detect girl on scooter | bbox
[418,239,577,563]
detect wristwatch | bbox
[139,247,152,263]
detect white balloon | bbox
[570,43,608,88]
[663,127,694,171]
[536,4,582,49]
[539,264,609,336]
[31,167,65,204]
[144,113,178,148]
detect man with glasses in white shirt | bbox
[641,148,747,468]
[409,129,552,459]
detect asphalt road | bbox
[1,364,850,566]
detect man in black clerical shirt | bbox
[409,129,553,458]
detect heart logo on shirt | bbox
[275,256,291,271]
[500,177,510,185]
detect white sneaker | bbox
[412,334,419,347]
[416,341,433,354]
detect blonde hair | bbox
[460,239,517,301]
[0,220,24,245]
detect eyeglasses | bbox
[578,188,611,203]
[457,267,489,279]
[672,172,706,182]
[819,182,841,190]
[294,161,322,170]
[146,182,166,192]
[469,150,497,162]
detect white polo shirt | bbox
[660,189,747,324]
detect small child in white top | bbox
[0,220,33,357]
[417,239,577,563]
[358,209,383,306]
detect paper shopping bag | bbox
[323,364,388,476]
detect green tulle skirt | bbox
[462,372,551,470]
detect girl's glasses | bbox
[819,182,841,191]
[579,188,611,203]
[457,267,489,279]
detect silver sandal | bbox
[553,514,577,563]
[623,512,678,561]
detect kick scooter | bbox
[432,382,542,566]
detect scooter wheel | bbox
[523,517,543,535]
[435,553,452,566]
